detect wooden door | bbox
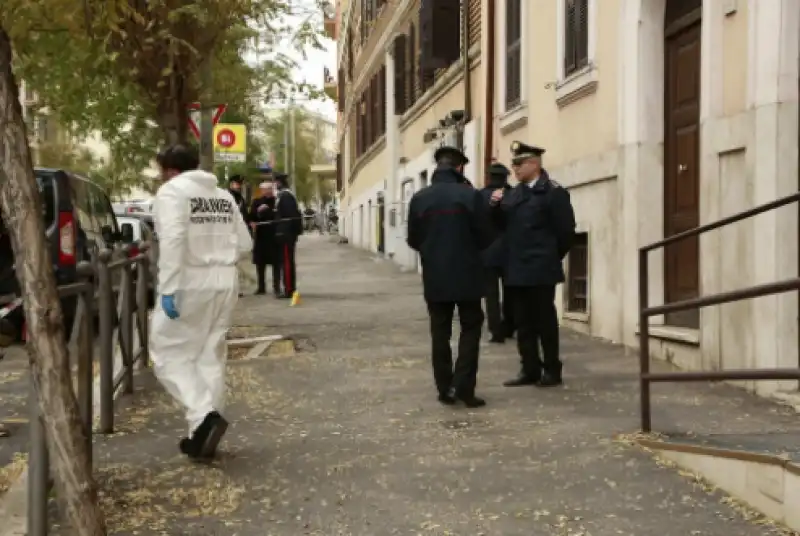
[664,13,701,328]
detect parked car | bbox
[116,215,158,304]
[0,168,126,345]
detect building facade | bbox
[333,0,800,399]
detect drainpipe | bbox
[458,0,472,152]
[482,0,496,186]
[384,44,398,259]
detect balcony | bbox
[323,67,337,102]
[324,14,337,40]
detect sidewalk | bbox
[44,235,800,534]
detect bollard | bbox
[120,245,135,395]
[136,242,151,368]
[28,380,49,536]
[97,249,115,434]
[75,262,95,460]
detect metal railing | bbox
[27,242,152,535]
[639,192,800,433]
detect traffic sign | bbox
[187,103,227,140]
[216,128,236,148]
[213,123,246,162]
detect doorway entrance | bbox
[377,194,385,253]
[663,0,702,328]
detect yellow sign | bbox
[213,123,247,162]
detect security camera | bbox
[448,110,466,123]
[438,119,447,128]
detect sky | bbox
[246,7,338,122]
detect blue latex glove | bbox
[161,294,179,319]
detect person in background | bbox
[228,175,247,216]
[272,172,303,299]
[490,141,576,388]
[407,146,492,408]
[228,175,249,297]
[150,144,252,460]
[249,182,279,296]
[480,162,515,343]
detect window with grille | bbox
[566,232,589,313]
[505,0,522,109]
[564,0,589,78]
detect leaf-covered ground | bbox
[43,235,800,535]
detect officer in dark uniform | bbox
[273,172,303,299]
[228,175,247,216]
[407,146,492,407]
[490,142,576,387]
[249,181,279,296]
[480,162,515,343]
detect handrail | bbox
[638,192,800,433]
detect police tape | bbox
[251,215,317,227]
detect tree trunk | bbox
[0,27,106,536]
[159,98,190,146]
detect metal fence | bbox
[27,242,153,536]
[638,192,800,433]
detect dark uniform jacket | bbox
[407,167,492,303]
[229,189,247,223]
[249,196,276,265]
[479,178,513,268]
[498,170,576,287]
[274,188,303,243]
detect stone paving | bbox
[4,234,800,535]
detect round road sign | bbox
[216,128,236,148]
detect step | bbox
[638,433,800,532]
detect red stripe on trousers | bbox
[283,244,291,292]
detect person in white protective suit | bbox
[150,144,252,460]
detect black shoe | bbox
[489,335,505,344]
[503,375,539,387]
[254,289,266,295]
[192,411,229,459]
[277,292,292,300]
[437,391,457,405]
[457,394,486,408]
[536,373,563,387]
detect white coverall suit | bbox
[150,170,252,435]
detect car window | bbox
[34,173,57,229]
[140,221,153,242]
[87,182,118,235]
[70,178,100,245]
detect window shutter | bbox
[347,30,354,79]
[576,0,589,69]
[356,96,363,156]
[373,74,381,140]
[505,0,522,109]
[335,153,342,192]
[337,68,345,112]
[379,65,387,133]
[564,0,576,76]
[418,0,461,71]
[407,24,417,105]
[468,0,481,48]
[393,34,407,114]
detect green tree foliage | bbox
[3,0,330,189]
[263,106,329,207]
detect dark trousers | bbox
[426,300,484,396]
[510,285,561,380]
[275,241,297,295]
[255,262,280,294]
[484,267,514,338]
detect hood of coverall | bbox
[153,169,252,296]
